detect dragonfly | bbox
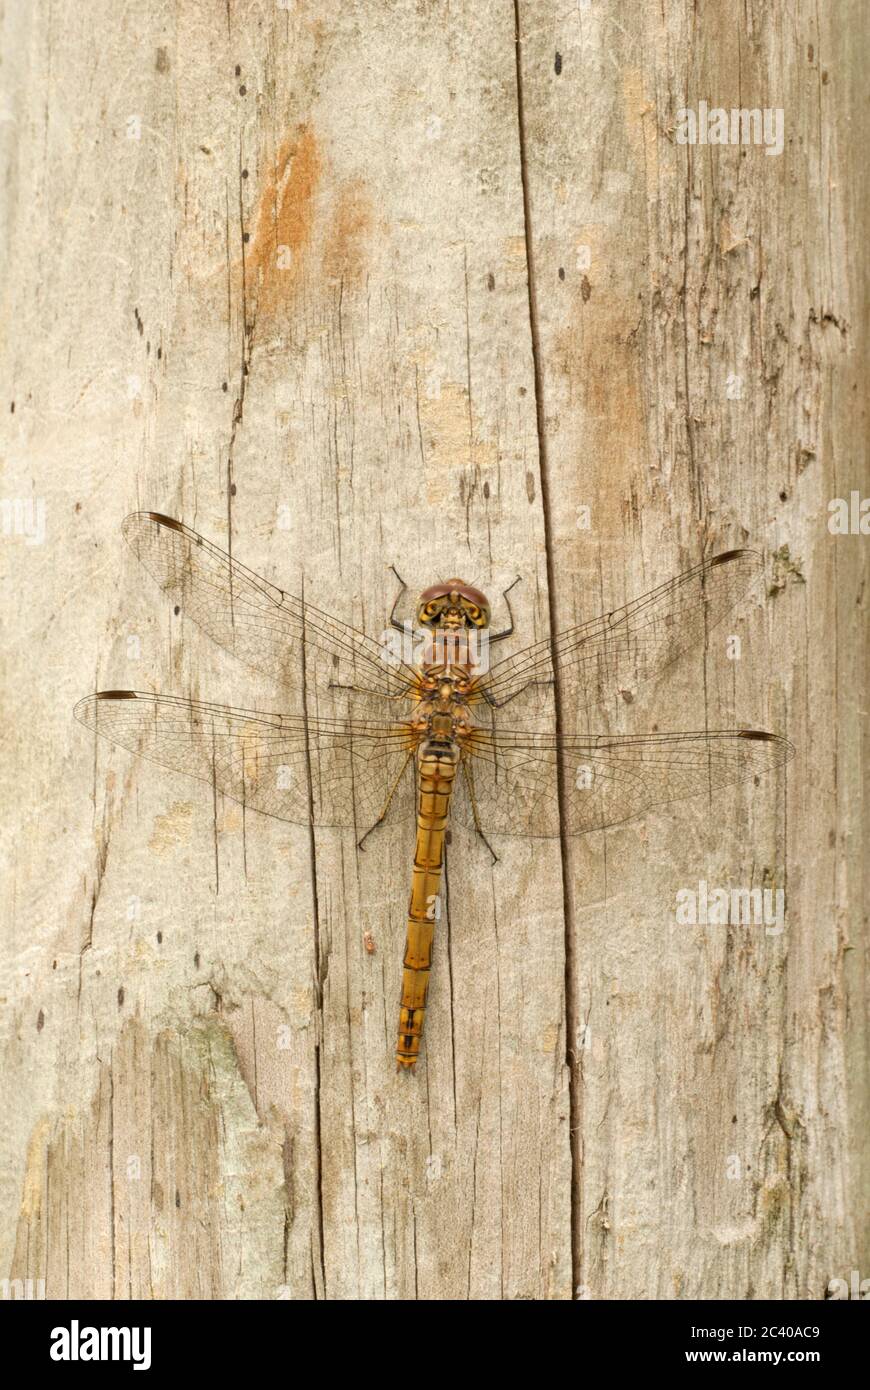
[75,514,793,1069]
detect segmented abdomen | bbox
[396,743,459,1069]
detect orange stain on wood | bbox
[323,179,372,286]
[242,127,373,319]
[553,281,644,519]
[246,125,322,314]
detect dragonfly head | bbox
[417,579,490,632]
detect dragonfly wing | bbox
[122,513,418,701]
[456,729,794,839]
[478,549,763,711]
[75,691,417,833]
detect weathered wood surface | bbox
[0,0,866,1300]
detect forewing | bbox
[478,550,763,711]
[122,513,418,701]
[455,729,794,839]
[75,691,417,832]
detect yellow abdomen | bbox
[396,741,459,1069]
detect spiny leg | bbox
[357,751,414,851]
[388,563,409,634]
[329,681,404,699]
[489,574,522,643]
[462,761,498,865]
[481,678,555,709]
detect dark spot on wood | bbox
[146,340,150,355]
[519,385,527,396]
[243,231,250,243]
[175,1189,181,1208]
[37,1009,45,1031]
[134,307,144,335]
[445,830,452,845]
[157,931,163,944]
[235,64,241,76]
[194,951,200,968]
[242,168,249,179]
[239,84,247,96]
[200,145,212,155]
[732,1114,737,1123]
[822,69,828,84]
[173,604,180,615]
[157,346,162,360]
[230,483,237,496]
[779,489,788,502]
[807,44,814,63]
[75,502,81,512]
[486,271,495,290]
[10,401,14,413]
[155,47,169,73]
[581,275,592,302]
[555,52,563,75]
[558,266,565,281]
[483,481,490,498]
[222,381,228,392]
[117,987,125,1007]
[526,471,536,503]
[53,959,58,969]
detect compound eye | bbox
[424,602,438,616]
[466,604,480,620]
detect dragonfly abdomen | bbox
[397,740,459,1070]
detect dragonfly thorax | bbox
[412,673,474,743]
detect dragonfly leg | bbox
[357,751,414,851]
[328,681,403,699]
[388,564,409,633]
[480,678,555,709]
[488,575,522,643]
[462,762,498,865]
